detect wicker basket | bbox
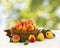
[10,29,39,40]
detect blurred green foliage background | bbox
[0,0,60,29]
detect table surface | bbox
[0,27,60,48]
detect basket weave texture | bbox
[10,29,39,40]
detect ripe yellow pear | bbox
[37,33,44,41]
[46,31,53,39]
[12,35,20,42]
[28,35,36,43]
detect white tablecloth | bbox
[0,27,60,48]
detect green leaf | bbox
[10,38,13,42]
[24,41,29,45]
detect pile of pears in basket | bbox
[4,19,55,45]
